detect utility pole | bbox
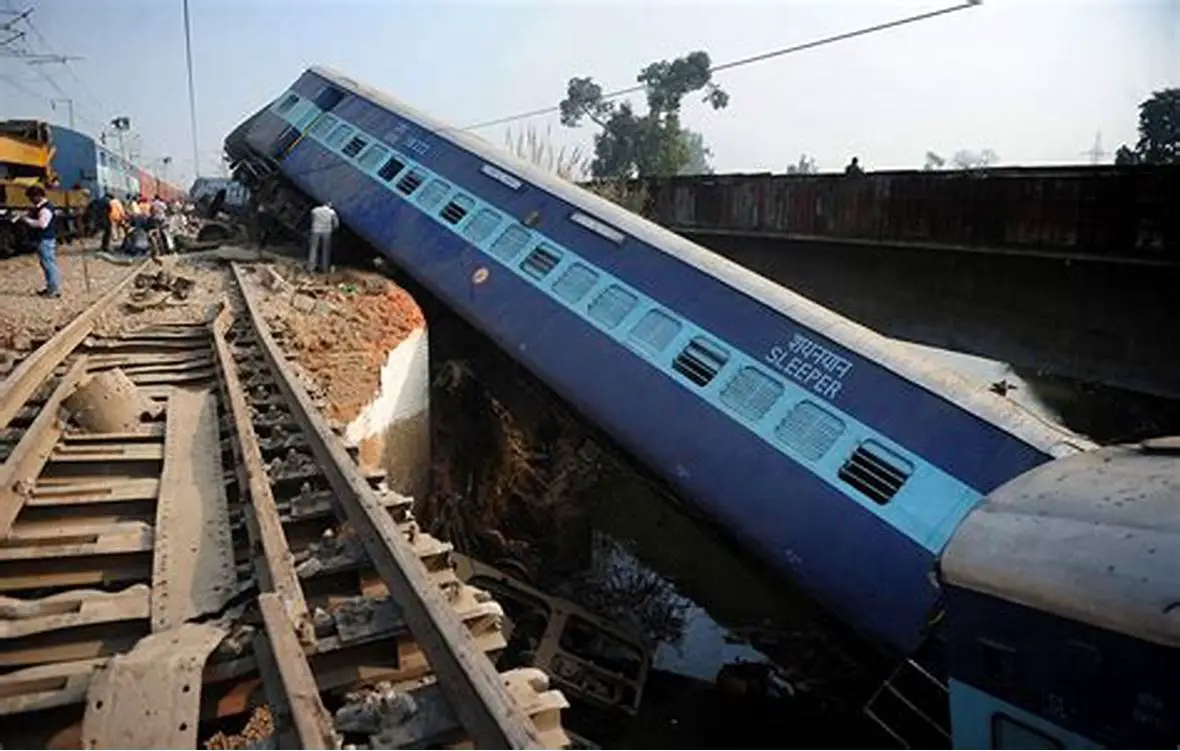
[50,97,74,129]
[182,0,201,180]
[1082,131,1108,165]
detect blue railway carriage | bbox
[48,125,140,199]
[224,67,1091,660]
[941,439,1179,748]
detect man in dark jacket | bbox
[18,186,61,297]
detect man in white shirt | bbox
[307,202,339,273]
[15,186,60,298]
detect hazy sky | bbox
[1,0,1175,185]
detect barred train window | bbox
[552,263,599,305]
[629,310,682,355]
[673,337,729,387]
[379,156,406,182]
[520,244,562,280]
[394,169,424,195]
[720,367,784,421]
[587,285,638,329]
[342,135,368,158]
[440,194,475,224]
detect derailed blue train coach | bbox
[226,66,1179,749]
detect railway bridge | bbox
[632,166,1180,399]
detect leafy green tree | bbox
[560,51,729,179]
[786,154,818,174]
[1117,89,1179,165]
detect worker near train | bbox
[307,201,339,273]
[16,186,61,298]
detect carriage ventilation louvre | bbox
[838,441,912,505]
[588,286,638,329]
[721,367,785,422]
[521,245,562,280]
[552,263,599,305]
[775,400,845,461]
[673,337,729,387]
[629,310,682,356]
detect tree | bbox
[1115,88,1180,165]
[560,51,729,179]
[785,154,818,174]
[924,151,946,170]
[677,129,713,176]
[1114,144,1140,165]
[950,148,999,169]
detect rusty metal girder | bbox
[151,388,236,632]
[81,621,230,749]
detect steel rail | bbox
[0,259,148,430]
[230,263,542,749]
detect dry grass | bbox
[504,125,651,216]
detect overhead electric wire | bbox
[458,0,981,132]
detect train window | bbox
[721,367,785,422]
[838,440,912,505]
[357,144,389,171]
[552,263,599,305]
[520,243,562,280]
[440,194,475,225]
[774,401,844,460]
[489,225,532,262]
[415,179,451,211]
[463,209,502,244]
[991,715,1062,749]
[394,169,424,195]
[310,114,338,139]
[342,135,369,158]
[276,93,299,114]
[313,85,345,111]
[378,155,406,182]
[324,123,352,149]
[628,310,682,356]
[673,337,729,387]
[587,285,638,329]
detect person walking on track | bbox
[17,186,61,298]
[307,201,339,273]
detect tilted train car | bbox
[225,67,1178,748]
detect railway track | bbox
[0,259,569,749]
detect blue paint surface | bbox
[228,71,1063,653]
[950,679,1102,749]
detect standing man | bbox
[307,201,339,273]
[21,186,61,298]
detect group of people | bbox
[95,193,184,257]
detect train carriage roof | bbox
[942,440,1180,647]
